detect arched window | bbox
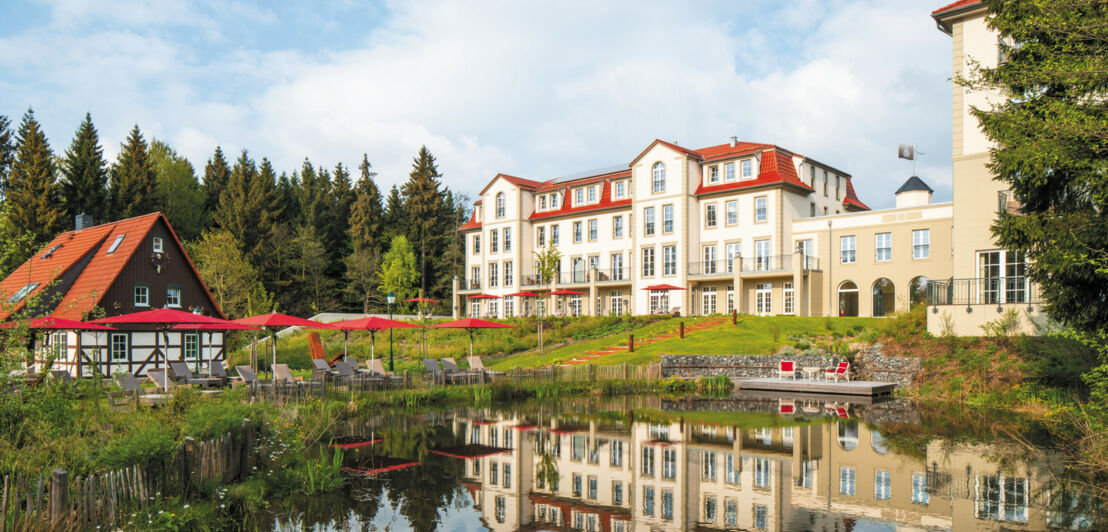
[872,278,895,317]
[838,281,858,317]
[870,430,889,454]
[652,162,666,193]
[836,421,858,451]
[909,276,929,307]
[495,192,505,218]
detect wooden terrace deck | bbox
[735,377,895,397]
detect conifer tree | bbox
[149,139,207,240]
[348,155,385,252]
[5,108,64,242]
[383,185,407,242]
[329,162,355,254]
[402,146,445,297]
[296,158,330,233]
[60,113,109,223]
[214,150,263,253]
[203,147,231,216]
[275,172,299,226]
[108,125,160,219]
[0,115,14,199]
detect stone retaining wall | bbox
[661,345,920,389]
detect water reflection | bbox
[273,398,1101,531]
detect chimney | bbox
[75,213,93,231]
[730,136,737,148]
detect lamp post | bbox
[387,292,397,372]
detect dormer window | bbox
[106,234,126,254]
[152,236,164,254]
[587,186,597,203]
[708,165,719,184]
[551,194,560,208]
[540,196,547,210]
[615,181,625,199]
[574,188,584,205]
[741,159,753,179]
[7,282,40,303]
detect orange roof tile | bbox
[932,0,981,15]
[842,178,870,211]
[529,169,632,221]
[695,148,814,196]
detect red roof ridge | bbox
[478,173,547,196]
[932,0,981,15]
[842,178,870,211]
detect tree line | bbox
[0,108,470,318]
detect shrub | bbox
[97,421,178,469]
[775,345,798,357]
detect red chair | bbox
[778,360,796,380]
[825,362,850,382]
[779,399,796,414]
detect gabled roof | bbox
[529,169,632,221]
[932,0,981,15]
[477,173,544,196]
[696,141,774,162]
[0,212,224,320]
[629,139,703,166]
[932,0,984,33]
[695,147,815,196]
[895,175,934,194]
[458,209,482,231]
[842,178,870,211]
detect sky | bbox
[0,0,955,210]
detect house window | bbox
[705,204,717,228]
[551,225,560,245]
[702,451,717,481]
[835,176,841,200]
[725,200,738,225]
[489,263,498,288]
[875,232,892,262]
[587,476,597,499]
[724,161,735,181]
[976,475,1029,522]
[134,284,150,307]
[470,266,480,289]
[652,162,665,193]
[784,281,794,314]
[642,248,655,277]
[152,236,164,253]
[754,458,771,487]
[663,246,677,276]
[110,333,128,361]
[823,170,829,196]
[662,448,676,479]
[662,204,674,233]
[703,497,717,522]
[810,202,816,217]
[472,235,480,254]
[708,165,719,183]
[539,195,547,210]
[537,227,546,247]
[610,440,624,466]
[504,261,513,287]
[841,236,856,263]
[551,193,559,208]
[615,180,625,198]
[575,188,584,205]
[490,230,498,253]
[573,473,582,496]
[703,245,717,274]
[913,229,930,258]
[643,207,655,236]
[573,221,582,243]
[725,454,740,484]
[613,216,623,238]
[613,481,623,505]
[875,471,892,500]
[755,196,767,222]
[726,243,741,273]
[643,486,655,516]
[809,166,816,188]
[641,446,655,476]
[494,496,505,524]
[588,219,598,241]
[755,239,771,271]
[184,333,199,360]
[741,159,753,179]
[840,466,856,495]
[611,253,624,280]
[106,234,125,254]
[725,499,738,525]
[504,463,512,489]
[661,490,674,520]
[496,192,505,218]
[587,186,596,203]
[166,286,182,308]
[503,228,511,251]
[912,473,930,505]
[754,505,768,529]
[7,282,40,303]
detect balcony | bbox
[927,277,1039,306]
[520,267,632,287]
[459,278,481,291]
[688,255,820,277]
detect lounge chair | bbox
[169,361,223,388]
[368,359,405,387]
[441,358,481,385]
[467,356,505,379]
[312,358,338,380]
[208,362,231,384]
[273,364,302,383]
[423,359,445,384]
[235,366,271,388]
[146,369,172,391]
[309,332,343,365]
[778,360,796,380]
[825,362,850,382]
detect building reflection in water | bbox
[449,407,1060,532]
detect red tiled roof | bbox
[695,148,814,196]
[0,213,224,320]
[536,168,628,192]
[629,139,702,166]
[842,178,870,211]
[529,171,632,221]
[932,0,981,15]
[695,141,774,162]
[458,209,482,231]
[478,173,545,196]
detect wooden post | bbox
[50,469,67,525]
[732,309,738,325]
[679,322,685,339]
[629,334,634,353]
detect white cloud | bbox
[3,0,954,207]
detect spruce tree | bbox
[203,147,231,216]
[149,139,207,240]
[0,115,14,200]
[402,146,445,297]
[275,172,299,226]
[108,125,159,219]
[383,184,407,240]
[214,150,262,253]
[348,155,385,252]
[5,108,65,242]
[60,113,109,223]
[329,162,355,254]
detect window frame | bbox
[662,204,674,234]
[166,285,182,308]
[725,200,738,226]
[840,235,857,264]
[133,283,151,307]
[152,235,165,254]
[651,162,665,193]
[110,333,129,362]
[754,196,768,223]
[913,229,931,259]
[875,232,892,262]
[705,203,717,228]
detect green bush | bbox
[97,421,178,469]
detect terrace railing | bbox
[926,277,1039,306]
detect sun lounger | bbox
[208,362,231,384]
[146,369,172,391]
[235,366,271,388]
[312,358,339,380]
[466,356,504,378]
[441,357,481,384]
[309,332,343,365]
[423,359,445,384]
[169,361,223,388]
[368,359,405,387]
[273,364,303,383]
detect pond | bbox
[267,395,1102,531]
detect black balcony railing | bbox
[520,267,632,286]
[927,277,1039,306]
[462,279,481,290]
[596,267,631,283]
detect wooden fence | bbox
[0,422,257,530]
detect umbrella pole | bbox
[469,329,474,358]
[370,331,376,362]
[271,329,277,379]
[344,330,350,359]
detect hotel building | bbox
[453,0,1045,335]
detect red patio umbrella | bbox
[90,309,236,389]
[233,313,335,377]
[403,297,440,304]
[431,318,516,357]
[331,316,423,363]
[549,289,584,296]
[504,291,543,317]
[466,294,500,300]
[641,284,686,291]
[172,322,263,376]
